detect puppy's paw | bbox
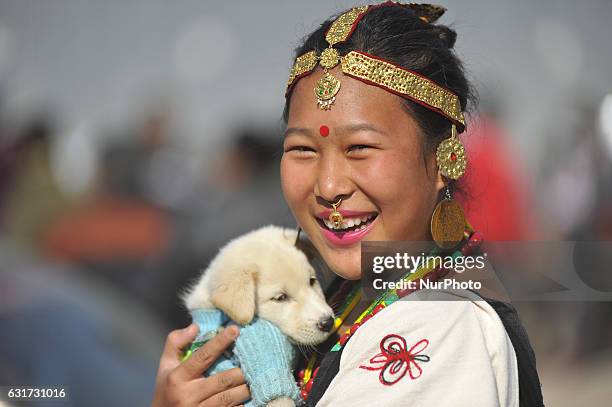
[266,397,295,407]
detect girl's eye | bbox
[285,146,315,154]
[348,144,372,152]
[310,277,317,286]
[272,293,289,302]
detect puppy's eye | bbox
[272,293,289,302]
[309,277,317,286]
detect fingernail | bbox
[184,323,197,334]
[224,325,239,340]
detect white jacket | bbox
[316,289,519,407]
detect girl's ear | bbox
[210,265,257,325]
[435,169,447,195]
[426,144,446,195]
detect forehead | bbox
[287,67,417,132]
[257,251,312,280]
[256,255,312,292]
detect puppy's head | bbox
[211,226,334,345]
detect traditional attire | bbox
[283,2,545,406]
[306,288,543,406]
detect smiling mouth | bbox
[316,213,378,233]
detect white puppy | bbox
[183,225,335,347]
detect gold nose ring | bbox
[329,198,343,228]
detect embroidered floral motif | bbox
[359,334,430,385]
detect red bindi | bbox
[319,125,330,137]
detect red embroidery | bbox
[359,334,430,385]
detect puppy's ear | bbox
[295,236,318,262]
[210,266,257,325]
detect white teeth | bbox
[321,213,377,231]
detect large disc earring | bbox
[430,186,466,249]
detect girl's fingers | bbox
[172,326,240,381]
[196,368,246,401]
[199,384,250,407]
[160,324,199,367]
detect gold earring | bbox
[430,185,466,249]
[329,198,343,228]
[436,124,467,180]
[431,124,467,249]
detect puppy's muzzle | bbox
[317,316,334,333]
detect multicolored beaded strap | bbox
[298,227,483,400]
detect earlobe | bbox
[211,268,257,325]
[435,170,447,194]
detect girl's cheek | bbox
[351,157,407,201]
[281,160,309,206]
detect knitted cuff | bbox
[233,319,300,406]
[248,367,301,406]
[190,308,228,341]
[189,309,235,376]
[206,357,237,377]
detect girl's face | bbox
[281,68,445,280]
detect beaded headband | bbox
[285,1,466,133]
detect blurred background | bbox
[0,0,611,405]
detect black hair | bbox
[233,130,279,171]
[283,4,476,159]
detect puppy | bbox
[182,225,334,406]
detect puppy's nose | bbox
[317,316,334,332]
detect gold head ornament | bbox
[284,2,472,250]
[285,2,465,132]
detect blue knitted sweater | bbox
[186,308,302,407]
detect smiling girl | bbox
[152,3,544,406]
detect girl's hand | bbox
[151,324,250,406]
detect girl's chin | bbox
[324,256,363,280]
[335,269,362,280]
[306,230,364,279]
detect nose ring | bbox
[329,198,343,228]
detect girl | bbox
[151,3,543,406]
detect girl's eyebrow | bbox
[284,123,388,139]
[283,127,312,139]
[335,123,389,138]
